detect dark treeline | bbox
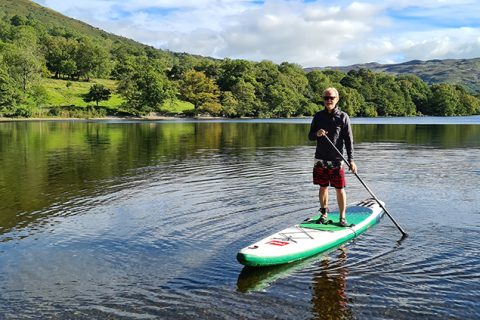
[0,12,479,118]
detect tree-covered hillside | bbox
[0,0,479,118]
[308,58,480,95]
[0,0,146,46]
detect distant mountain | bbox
[305,58,480,94]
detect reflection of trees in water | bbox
[354,124,480,148]
[311,248,353,320]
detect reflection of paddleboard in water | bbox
[237,244,344,292]
[237,198,384,267]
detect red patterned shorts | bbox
[313,161,346,189]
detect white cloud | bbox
[397,27,480,61]
[32,0,480,67]
[215,1,383,66]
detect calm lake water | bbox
[0,117,479,319]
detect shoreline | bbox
[1,115,479,125]
[0,115,232,122]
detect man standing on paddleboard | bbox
[308,87,357,227]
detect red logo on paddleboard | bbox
[267,240,290,246]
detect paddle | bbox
[322,135,408,237]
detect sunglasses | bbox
[323,96,337,100]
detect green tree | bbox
[168,54,200,81]
[253,60,281,115]
[83,84,111,106]
[2,41,44,93]
[200,101,223,116]
[338,87,364,116]
[278,62,309,96]
[0,19,12,41]
[361,102,378,117]
[397,74,431,115]
[0,63,21,114]
[231,79,258,117]
[43,36,79,78]
[220,91,239,117]
[195,59,222,80]
[306,70,332,104]
[299,101,321,116]
[460,93,480,115]
[10,15,27,27]
[323,69,346,83]
[10,25,38,46]
[111,53,137,80]
[429,84,460,116]
[76,38,111,80]
[374,73,414,116]
[274,62,309,116]
[60,59,77,79]
[179,70,220,115]
[117,60,177,115]
[341,69,376,102]
[218,59,256,92]
[268,83,301,117]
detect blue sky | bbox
[32,0,480,67]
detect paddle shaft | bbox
[322,135,408,236]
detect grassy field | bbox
[42,78,122,108]
[40,77,194,116]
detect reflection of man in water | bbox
[311,248,353,319]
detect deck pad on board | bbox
[300,206,374,231]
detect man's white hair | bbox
[323,87,339,98]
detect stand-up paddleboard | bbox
[237,198,384,267]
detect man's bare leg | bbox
[336,187,346,220]
[319,186,329,214]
